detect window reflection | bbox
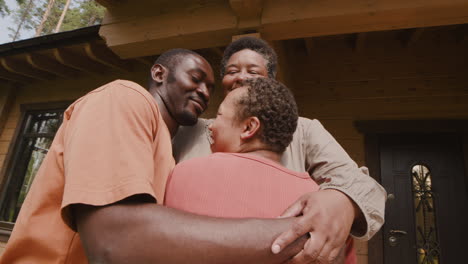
[0,110,63,223]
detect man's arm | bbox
[74,196,307,264]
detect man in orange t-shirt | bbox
[166,78,356,264]
[0,49,307,264]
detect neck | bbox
[149,87,178,137]
[238,143,282,163]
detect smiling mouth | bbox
[190,98,206,113]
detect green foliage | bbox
[7,0,37,40]
[61,0,106,31]
[7,0,106,40]
[0,0,10,17]
[1,0,25,18]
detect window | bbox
[411,164,440,264]
[0,102,68,233]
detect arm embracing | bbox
[74,197,307,264]
[302,118,386,239]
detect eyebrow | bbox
[193,68,215,91]
[191,68,207,77]
[226,63,262,68]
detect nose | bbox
[231,70,252,90]
[235,71,249,82]
[197,82,210,104]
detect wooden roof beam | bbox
[53,48,106,75]
[229,0,264,28]
[0,67,33,84]
[405,28,425,47]
[84,42,130,72]
[268,40,293,88]
[260,0,468,40]
[95,0,123,9]
[99,1,238,58]
[135,56,154,67]
[210,47,224,58]
[25,53,78,78]
[454,24,468,44]
[304,37,314,57]
[1,57,54,81]
[354,33,367,53]
[99,0,468,58]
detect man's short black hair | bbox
[154,48,201,82]
[236,78,298,153]
[221,37,278,79]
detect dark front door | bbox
[380,135,468,264]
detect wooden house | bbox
[0,0,467,262]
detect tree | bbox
[0,0,10,17]
[35,0,56,36]
[54,0,70,32]
[8,0,106,41]
[8,0,35,41]
[60,0,105,31]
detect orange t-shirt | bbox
[0,80,174,264]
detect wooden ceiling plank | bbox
[0,57,53,81]
[84,42,130,72]
[26,53,78,78]
[53,48,106,75]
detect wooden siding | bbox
[279,29,467,261]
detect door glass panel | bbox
[411,164,440,264]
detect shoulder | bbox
[172,118,213,162]
[297,117,323,130]
[98,80,156,107]
[175,118,211,138]
[66,80,159,120]
[172,152,219,174]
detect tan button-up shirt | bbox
[172,117,386,240]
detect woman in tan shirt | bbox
[173,36,386,263]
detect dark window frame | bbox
[0,101,72,241]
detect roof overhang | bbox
[0,26,152,85]
[96,0,468,58]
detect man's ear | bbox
[240,116,260,140]
[151,64,167,85]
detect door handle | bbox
[389,229,407,236]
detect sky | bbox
[0,0,34,44]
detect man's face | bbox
[221,49,268,95]
[208,87,247,153]
[165,55,215,126]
